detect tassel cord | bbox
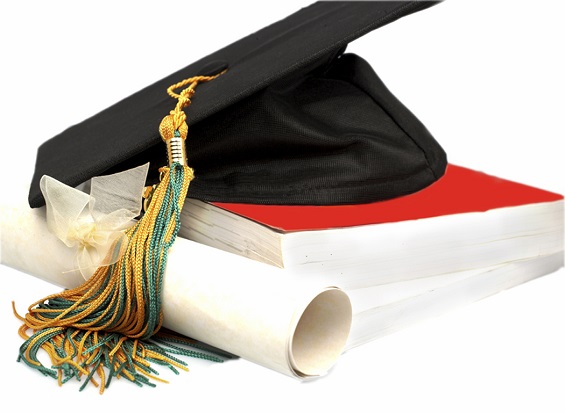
[15,69,225,393]
[19,164,190,337]
[14,163,216,391]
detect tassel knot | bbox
[159,114,188,141]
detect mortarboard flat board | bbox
[28,1,446,208]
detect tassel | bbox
[14,72,225,393]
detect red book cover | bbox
[213,164,563,232]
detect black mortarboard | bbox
[28,0,446,208]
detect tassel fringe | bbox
[15,163,224,393]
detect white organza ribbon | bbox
[40,163,149,280]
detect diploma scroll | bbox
[1,201,352,378]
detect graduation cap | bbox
[18,1,447,391]
[28,0,446,208]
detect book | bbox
[179,163,565,351]
[179,164,564,289]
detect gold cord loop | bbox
[159,70,226,166]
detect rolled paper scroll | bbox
[1,195,352,379]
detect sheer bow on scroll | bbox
[40,164,149,280]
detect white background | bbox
[1,1,563,411]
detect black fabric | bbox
[29,1,446,207]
